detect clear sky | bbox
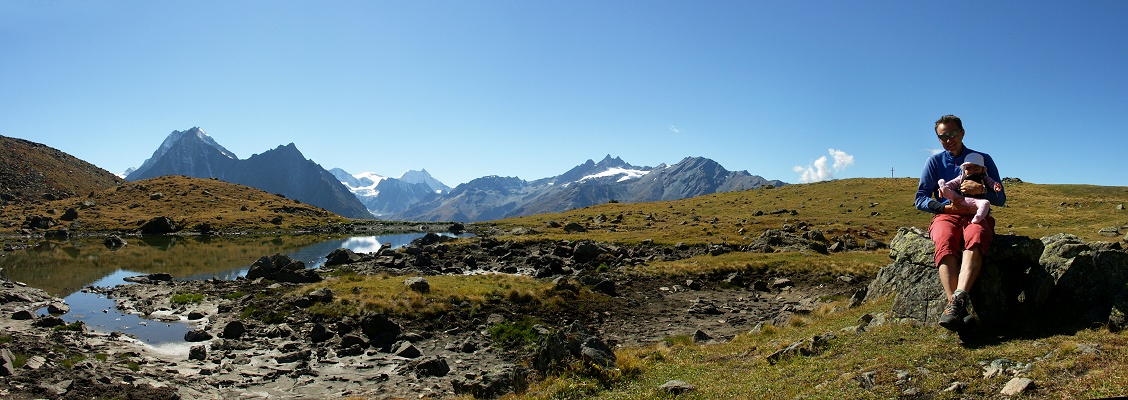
[3,1,1125,187]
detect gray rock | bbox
[393,341,422,358]
[1000,377,1034,396]
[11,309,34,320]
[221,320,246,339]
[324,248,362,266]
[592,279,617,296]
[404,276,430,293]
[189,345,207,361]
[0,348,14,376]
[408,356,449,377]
[184,329,213,342]
[658,380,696,395]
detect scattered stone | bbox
[404,276,430,293]
[409,356,450,377]
[692,329,713,343]
[658,380,696,395]
[184,329,213,342]
[189,345,207,361]
[221,320,246,339]
[393,341,423,358]
[1000,377,1034,396]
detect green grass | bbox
[298,272,555,320]
[511,297,1128,399]
[170,292,205,305]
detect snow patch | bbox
[579,167,649,183]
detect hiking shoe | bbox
[939,296,967,331]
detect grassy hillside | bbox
[488,178,1128,244]
[0,135,123,203]
[475,178,1128,399]
[0,175,351,233]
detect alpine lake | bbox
[0,232,468,346]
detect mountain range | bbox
[125,128,372,219]
[122,128,785,222]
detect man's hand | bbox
[944,201,976,215]
[960,179,985,196]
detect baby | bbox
[938,152,1003,224]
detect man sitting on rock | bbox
[914,115,1006,331]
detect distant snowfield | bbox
[579,167,649,183]
[346,172,386,196]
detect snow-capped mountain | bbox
[330,168,445,216]
[382,155,786,222]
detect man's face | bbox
[936,123,964,155]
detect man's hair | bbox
[935,114,963,132]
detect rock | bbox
[340,334,369,349]
[563,222,586,233]
[307,287,333,304]
[1000,377,1034,396]
[551,277,579,293]
[139,216,180,235]
[324,248,362,266]
[692,329,713,343]
[33,316,66,328]
[579,337,616,369]
[310,323,334,343]
[869,228,1128,332]
[404,276,430,293]
[770,278,794,290]
[573,242,603,263]
[47,302,69,314]
[264,324,294,338]
[11,309,34,320]
[60,208,78,221]
[452,366,524,399]
[246,254,321,283]
[0,348,15,376]
[1099,227,1121,237]
[221,320,246,339]
[360,313,402,350]
[408,356,450,377]
[187,311,206,320]
[185,329,213,342]
[393,341,422,358]
[534,322,615,373]
[658,380,696,395]
[189,345,207,361]
[149,192,164,200]
[276,349,311,364]
[103,235,127,249]
[592,279,617,296]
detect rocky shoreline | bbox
[0,227,869,399]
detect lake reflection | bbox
[1,232,466,345]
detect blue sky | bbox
[2,1,1125,187]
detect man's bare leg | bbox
[957,245,982,293]
[938,254,960,303]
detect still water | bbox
[0,232,462,345]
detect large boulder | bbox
[868,228,1128,332]
[246,254,321,283]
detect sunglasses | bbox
[937,129,963,140]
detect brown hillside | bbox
[0,175,350,233]
[0,135,124,203]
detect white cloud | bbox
[926,148,944,155]
[794,148,855,183]
[669,125,681,134]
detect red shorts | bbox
[928,213,994,267]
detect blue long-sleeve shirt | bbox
[915,145,1005,214]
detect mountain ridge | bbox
[126,129,372,219]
